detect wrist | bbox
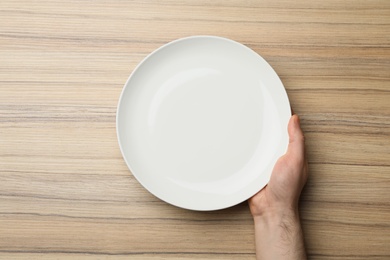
[253,206,300,231]
[252,207,306,260]
[253,205,299,222]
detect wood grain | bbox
[0,0,389,259]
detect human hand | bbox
[248,114,308,260]
[249,114,308,217]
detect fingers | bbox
[287,115,305,163]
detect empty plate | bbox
[117,36,291,211]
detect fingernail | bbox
[296,115,300,125]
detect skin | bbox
[248,114,309,260]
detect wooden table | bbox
[1,1,389,259]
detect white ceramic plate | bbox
[117,36,291,211]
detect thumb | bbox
[286,115,305,160]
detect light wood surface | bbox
[1,0,389,259]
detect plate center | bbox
[148,67,263,183]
